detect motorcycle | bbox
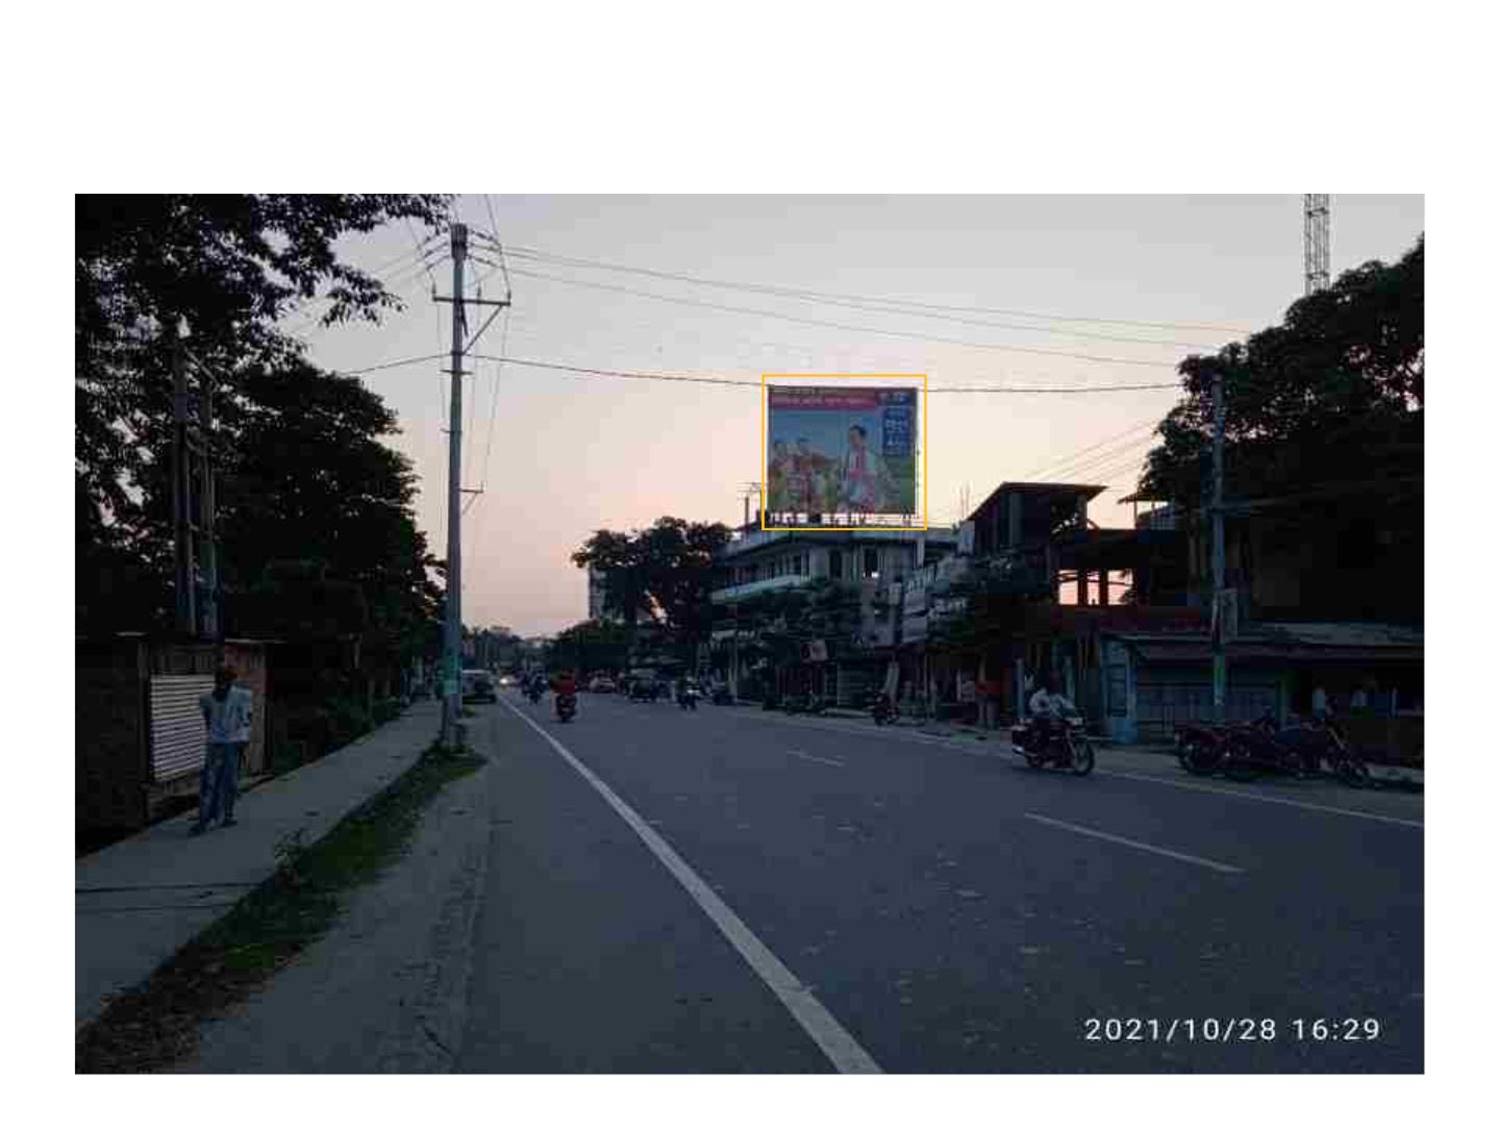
[1175,721,1229,775]
[1218,715,1310,780]
[871,693,898,726]
[556,693,578,723]
[525,681,545,704]
[1011,711,1095,775]
[678,685,700,711]
[710,684,735,706]
[1308,716,1371,786]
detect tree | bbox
[76,193,449,633]
[1138,237,1423,622]
[571,517,733,658]
[217,361,443,681]
[548,620,632,675]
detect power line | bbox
[504,267,1184,370]
[1024,417,1162,479]
[501,243,1249,335]
[467,355,1180,394]
[336,349,1181,394]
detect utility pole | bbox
[199,358,218,640]
[170,321,196,636]
[440,223,468,747]
[434,223,510,747]
[1211,365,1226,723]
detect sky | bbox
[290,195,1424,637]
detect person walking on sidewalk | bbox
[192,666,254,835]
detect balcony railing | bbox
[710,573,814,603]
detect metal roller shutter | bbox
[150,675,214,781]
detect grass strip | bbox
[76,740,486,1073]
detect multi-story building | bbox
[708,515,957,703]
[897,480,1421,758]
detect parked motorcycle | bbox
[1308,716,1371,786]
[556,693,578,723]
[1218,715,1308,780]
[1175,721,1229,775]
[871,693,898,726]
[1011,712,1095,775]
[710,684,735,706]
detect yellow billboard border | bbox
[760,373,929,533]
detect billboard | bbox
[764,381,923,529]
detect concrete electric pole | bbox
[1211,364,1226,723]
[435,221,510,748]
[441,223,468,747]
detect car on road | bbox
[462,669,498,704]
[587,675,617,693]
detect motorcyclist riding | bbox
[552,670,579,717]
[1028,675,1075,755]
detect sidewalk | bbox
[75,700,442,1029]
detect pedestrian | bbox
[192,665,254,835]
[1311,683,1331,720]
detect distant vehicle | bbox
[497,673,516,687]
[556,692,578,723]
[588,675,617,693]
[462,669,498,704]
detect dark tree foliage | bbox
[1138,237,1423,622]
[76,193,449,639]
[547,620,632,675]
[219,363,443,667]
[571,517,733,648]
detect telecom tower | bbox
[1303,194,1330,294]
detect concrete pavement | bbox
[75,701,442,1029]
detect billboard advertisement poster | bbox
[764,382,921,528]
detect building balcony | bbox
[718,528,795,559]
[711,573,814,604]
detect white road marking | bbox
[733,708,1424,829]
[500,696,881,1074]
[1093,767,1424,829]
[1024,812,1245,874]
[787,749,845,768]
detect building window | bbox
[863,548,880,578]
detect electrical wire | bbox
[504,267,1184,370]
[500,243,1249,335]
[1023,417,1162,479]
[337,350,1179,394]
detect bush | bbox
[373,697,402,725]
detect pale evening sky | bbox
[290,195,1423,637]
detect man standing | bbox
[192,665,254,835]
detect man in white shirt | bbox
[1028,674,1075,750]
[192,666,254,835]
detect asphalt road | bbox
[455,689,1423,1073]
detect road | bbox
[451,689,1422,1073]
